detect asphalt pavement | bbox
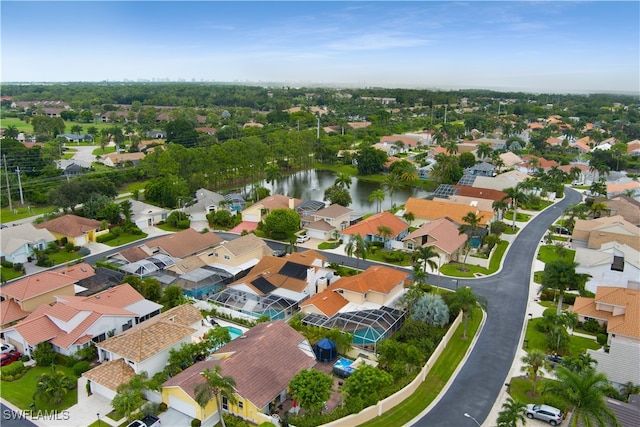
[410,188,583,427]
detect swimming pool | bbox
[224,326,243,340]
[332,357,355,378]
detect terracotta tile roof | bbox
[404,198,493,225]
[0,266,91,301]
[453,185,506,202]
[627,140,640,154]
[156,303,203,326]
[341,212,408,238]
[104,152,145,163]
[379,135,421,147]
[144,228,223,258]
[256,194,302,210]
[574,215,640,235]
[330,265,408,295]
[83,359,135,392]
[571,140,591,152]
[218,233,266,257]
[58,262,96,280]
[558,164,590,173]
[286,250,327,265]
[35,214,101,238]
[13,316,59,347]
[313,204,352,219]
[210,320,316,408]
[77,283,144,308]
[301,288,349,317]
[0,299,29,326]
[117,245,149,263]
[528,122,544,130]
[607,181,640,194]
[403,218,467,254]
[572,287,640,339]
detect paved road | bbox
[411,188,583,426]
[0,403,36,427]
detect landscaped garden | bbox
[440,240,508,278]
[0,364,79,411]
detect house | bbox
[571,287,640,386]
[183,188,227,222]
[575,242,640,293]
[0,223,57,264]
[517,155,559,173]
[162,320,316,425]
[402,218,467,266]
[302,204,353,240]
[627,140,640,156]
[452,185,507,202]
[295,200,326,218]
[146,130,166,139]
[607,180,640,198]
[375,135,424,155]
[570,137,591,154]
[404,198,493,228]
[471,175,527,191]
[87,303,203,399]
[241,194,302,223]
[474,137,507,150]
[340,211,409,250]
[133,228,223,260]
[558,163,590,184]
[199,233,273,277]
[0,299,29,329]
[128,199,169,229]
[208,251,331,320]
[595,196,640,226]
[432,194,494,213]
[499,152,523,169]
[464,161,496,177]
[56,133,93,143]
[2,283,162,358]
[100,152,145,167]
[35,214,103,246]
[223,193,246,213]
[572,215,640,252]
[299,266,408,351]
[0,263,95,313]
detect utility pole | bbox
[316,115,320,140]
[3,154,12,212]
[15,167,24,205]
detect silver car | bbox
[526,404,564,426]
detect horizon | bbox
[2,1,639,95]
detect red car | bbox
[0,351,22,366]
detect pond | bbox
[241,169,431,214]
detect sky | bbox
[1,1,639,94]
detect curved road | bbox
[412,188,583,426]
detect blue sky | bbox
[2,1,639,94]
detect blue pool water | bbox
[332,357,355,378]
[224,326,243,340]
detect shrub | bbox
[97,233,116,243]
[382,250,405,263]
[583,318,602,334]
[60,237,68,246]
[78,247,91,256]
[563,293,577,305]
[75,343,97,362]
[32,342,56,366]
[191,419,201,427]
[65,356,79,368]
[142,402,160,416]
[490,221,508,236]
[0,361,28,381]
[65,242,75,252]
[13,263,24,272]
[21,355,30,362]
[177,219,190,229]
[73,361,90,376]
[1,260,13,268]
[158,402,168,412]
[597,333,608,346]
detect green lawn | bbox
[92,146,116,156]
[47,251,83,265]
[361,307,483,427]
[0,365,78,411]
[366,249,412,266]
[155,223,183,232]
[0,117,118,134]
[440,241,508,278]
[103,231,149,247]
[1,205,56,224]
[119,181,148,194]
[523,318,600,356]
[502,225,520,234]
[537,245,575,264]
[503,211,532,222]
[0,266,25,281]
[507,377,568,411]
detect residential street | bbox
[410,188,583,426]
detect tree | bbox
[120,199,133,228]
[4,125,19,139]
[520,349,549,396]
[368,189,386,213]
[334,172,352,189]
[458,151,476,169]
[264,163,282,184]
[444,140,458,155]
[383,172,403,209]
[344,233,369,269]
[288,369,334,415]
[262,208,301,239]
[619,382,640,402]
[32,342,56,366]
[323,184,352,207]
[112,388,144,420]
[476,143,493,160]
[202,327,232,352]
[342,365,393,411]
[194,365,237,427]
[356,146,387,175]
[410,293,450,327]
[540,260,586,315]
[502,185,528,230]
[544,366,620,427]
[402,211,415,226]
[497,397,526,427]
[376,225,393,247]
[448,286,486,339]
[160,285,185,309]
[34,365,75,405]
[458,211,484,264]
[413,245,439,278]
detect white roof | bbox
[0,223,56,255]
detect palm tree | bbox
[544,366,620,427]
[540,260,587,315]
[589,179,607,198]
[458,211,484,264]
[492,199,509,221]
[4,125,19,139]
[195,365,237,427]
[383,173,403,209]
[376,225,393,248]
[368,189,386,213]
[589,201,609,219]
[403,211,415,226]
[497,397,527,427]
[111,388,144,420]
[502,185,528,230]
[449,286,486,339]
[34,365,75,405]
[414,245,440,291]
[264,163,282,184]
[334,172,352,189]
[619,381,640,402]
[520,349,549,396]
[476,142,492,160]
[444,140,458,155]
[344,233,369,269]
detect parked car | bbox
[296,234,310,244]
[1,343,16,354]
[0,351,22,367]
[554,226,572,235]
[126,415,161,427]
[526,404,564,426]
[546,354,563,366]
[272,249,286,257]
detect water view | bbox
[242,169,431,214]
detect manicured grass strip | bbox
[0,267,25,281]
[103,231,149,247]
[92,146,116,156]
[0,365,78,411]
[441,241,508,277]
[523,318,600,356]
[537,245,575,263]
[360,308,483,427]
[1,206,55,224]
[47,251,83,265]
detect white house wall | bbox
[90,381,117,400]
[588,338,640,385]
[578,263,640,293]
[137,335,193,376]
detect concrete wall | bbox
[321,311,464,427]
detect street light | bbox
[464,412,482,427]
[97,413,101,427]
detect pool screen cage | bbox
[207,288,298,320]
[302,306,406,352]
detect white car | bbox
[526,404,564,426]
[296,235,310,244]
[0,343,16,354]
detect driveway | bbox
[410,188,583,426]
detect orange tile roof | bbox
[1,271,79,301]
[78,283,144,308]
[0,299,29,326]
[301,290,348,317]
[35,214,101,238]
[341,211,408,237]
[404,198,492,225]
[572,287,640,339]
[403,217,467,254]
[607,181,640,193]
[256,194,302,210]
[453,185,506,202]
[332,265,408,295]
[83,359,135,392]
